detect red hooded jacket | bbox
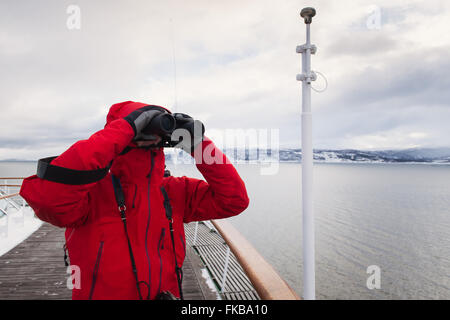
[19,101,249,300]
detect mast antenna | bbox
[170,18,178,112]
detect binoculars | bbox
[142,111,205,148]
[143,112,177,137]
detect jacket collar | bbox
[110,147,165,185]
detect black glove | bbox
[172,113,205,153]
[124,107,162,141]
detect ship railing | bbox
[0,177,37,243]
[0,178,26,217]
[188,219,300,300]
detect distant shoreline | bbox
[1,159,449,166]
[0,160,37,163]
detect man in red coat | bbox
[19,101,249,300]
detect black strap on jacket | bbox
[111,175,183,300]
[160,186,184,300]
[37,156,111,185]
[111,174,146,300]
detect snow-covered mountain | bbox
[218,147,450,164]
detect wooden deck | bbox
[0,223,216,300]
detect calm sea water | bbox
[1,161,449,299]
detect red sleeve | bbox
[167,137,250,223]
[19,119,134,228]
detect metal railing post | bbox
[192,221,199,246]
[220,246,231,294]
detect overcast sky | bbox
[1,0,449,160]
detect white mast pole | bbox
[296,7,317,300]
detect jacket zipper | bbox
[179,235,185,284]
[144,151,155,298]
[88,241,104,300]
[157,228,166,294]
[131,184,137,209]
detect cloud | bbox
[0,0,450,159]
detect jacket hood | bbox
[107,101,169,184]
[106,100,171,124]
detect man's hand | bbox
[172,113,205,153]
[123,107,161,141]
